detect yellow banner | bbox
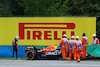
[0,17,96,45]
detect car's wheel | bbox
[26,51,34,60]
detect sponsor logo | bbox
[45,50,61,55]
[19,23,75,40]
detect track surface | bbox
[0,60,100,67]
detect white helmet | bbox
[71,36,75,39]
[16,35,20,40]
[92,34,96,37]
[63,34,66,37]
[76,36,79,39]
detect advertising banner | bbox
[0,17,96,45]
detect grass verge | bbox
[0,58,100,61]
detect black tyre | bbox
[26,51,34,60]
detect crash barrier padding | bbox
[0,45,26,58]
[87,45,100,57]
[0,45,48,58]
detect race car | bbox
[25,45,62,60]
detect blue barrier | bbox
[0,45,26,58]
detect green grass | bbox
[0,58,27,60]
[84,59,100,61]
[0,58,100,61]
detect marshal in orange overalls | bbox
[68,36,76,61]
[74,36,82,62]
[59,34,68,60]
[92,34,99,45]
[82,36,88,59]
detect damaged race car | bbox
[25,45,62,60]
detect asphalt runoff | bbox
[0,60,100,67]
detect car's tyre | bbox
[26,51,35,60]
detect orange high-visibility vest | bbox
[82,36,88,45]
[74,40,82,50]
[92,38,99,45]
[60,38,68,47]
[68,39,75,49]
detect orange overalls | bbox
[74,40,82,62]
[68,39,76,60]
[92,38,99,45]
[59,38,68,60]
[82,36,88,59]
